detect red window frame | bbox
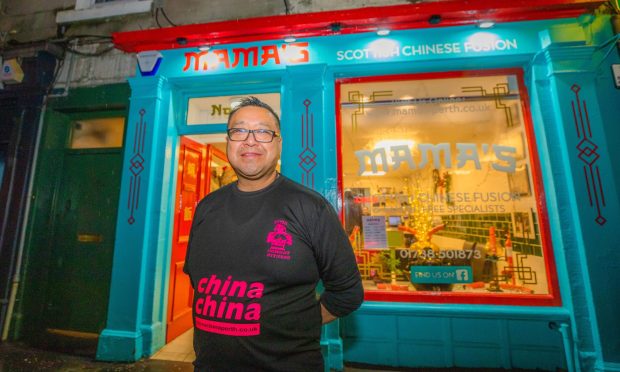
[335,68,561,306]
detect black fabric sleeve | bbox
[183,196,210,288]
[312,200,364,318]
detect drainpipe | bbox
[549,321,579,372]
[50,39,76,98]
[0,112,22,338]
[1,100,47,341]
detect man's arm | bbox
[321,303,337,324]
[314,202,364,321]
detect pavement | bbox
[0,342,547,372]
[0,342,191,372]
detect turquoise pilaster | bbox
[529,20,620,370]
[97,76,172,361]
[282,64,345,371]
[282,65,329,193]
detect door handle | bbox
[77,234,103,243]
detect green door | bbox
[45,149,122,335]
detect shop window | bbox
[187,93,281,125]
[338,70,559,305]
[69,117,125,149]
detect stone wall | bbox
[0,0,411,88]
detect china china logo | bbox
[266,220,293,261]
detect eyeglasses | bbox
[227,128,280,143]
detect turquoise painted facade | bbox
[97,14,620,371]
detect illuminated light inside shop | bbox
[376,28,391,36]
[361,171,387,176]
[374,139,416,153]
[284,36,297,43]
[451,169,471,175]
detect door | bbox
[45,150,122,335]
[166,137,234,342]
[166,137,207,342]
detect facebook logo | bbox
[410,266,473,284]
[456,269,469,281]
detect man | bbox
[184,96,364,372]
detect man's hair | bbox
[227,96,281,129]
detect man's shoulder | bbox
[196,183,233,209]
[278,177,330,207]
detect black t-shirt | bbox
[184,176,363,372]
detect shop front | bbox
[101,2,620,370]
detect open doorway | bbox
[164,134,236,351]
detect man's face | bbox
[226,105,282,184]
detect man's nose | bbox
[243,130,258,144]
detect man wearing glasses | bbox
[184,96,363,372]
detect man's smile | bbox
[240,151,262,158]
